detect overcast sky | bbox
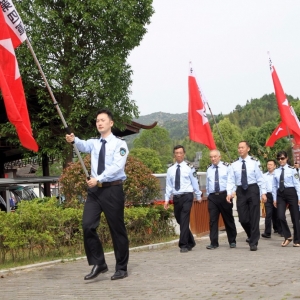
[127,0,300,117]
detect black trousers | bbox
[264,192,282,235]
[277,187,300,243]
[236,184,260,247]
[208,192,237,246]
[173,192,195,249]
[82,185,129,271]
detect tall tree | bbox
[0,0,154,166]
[133,126,173,168]
[212,118,242,162]
[129,148,164,173]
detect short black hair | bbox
[276,151,288,159]
[239,140,250,148]
[96,109,114,121]
[173,145,185,153]
[267,159,277,165]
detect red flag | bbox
[269,56,300,136]
[188,64,216,150]
[0,8,38,151]
[265,121,300,147]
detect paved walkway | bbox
[1,216,300,300]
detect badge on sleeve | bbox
[120,148,126,156]
[295,173,299,180]
[193,171,197,177]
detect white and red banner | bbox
[0,5,38,151]
[0,0,27,48]
[265,55,300,147]
[188,64,216,150]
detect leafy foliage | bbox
[129,148,164,173]
[0,198,175,265]
[133,126,173,169]
[0,0,154,164]
[123,156,161,205]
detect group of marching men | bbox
[205,141,300,251]
[164,141,300,253]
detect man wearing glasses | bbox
[272,151,300,247]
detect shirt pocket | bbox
[105,148,114,164]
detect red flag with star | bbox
[0,7,38,152]
[265,55,300,147]
[188,64,216,150]
[265,121,300,147]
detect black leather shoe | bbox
[246,238,250,243]
[206,244,219,250]
[250,245,257,251]
[84,264,108,280]
[261,233,271,238]
[111,270,128,280]
[180,247,189,253]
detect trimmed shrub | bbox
[0,199,175,265]
[59,154,161,206]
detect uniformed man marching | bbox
[164,145,202,253]
[272,151,300,247]
[206,150,237,249]
[66,109,129,281]
[227,141,267,251]
[261,159,282,238]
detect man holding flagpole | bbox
[66,109,129,281]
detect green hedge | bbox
[0,198,175,264]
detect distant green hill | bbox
[127,93,300,148]
[217,93,299,130]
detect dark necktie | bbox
[279,167,285,192]
[214,166,220,192]
[241,160,248,190]
[175,165,180,191]
[97,139,106,175]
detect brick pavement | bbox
[1,217,300,300]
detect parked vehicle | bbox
[0,185,38,212]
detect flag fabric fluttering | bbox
[265,55,300,147]
[0,4,38,152]
[265,121,300,147]
[188,64,216,150]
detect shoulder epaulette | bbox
[186,162,194,168]
[116,136,124,140]
[90,136,99,139]
[207,163,212,169]
[250,156,259,161]
[222,162,230,166]
[288,165,295,169]
[168,163,175,168]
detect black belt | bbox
[267,192,272,195]
[97,180,123,188]
[237,183,257,188]
[278,187,295,192]
[210,191,226,195]
[173,192,193,198]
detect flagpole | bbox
[205,101,232,161]
[25,39,90,179]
